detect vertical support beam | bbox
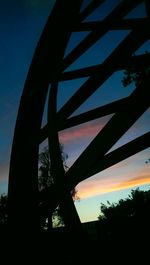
[47,84,83,236]
[145,0,150,16]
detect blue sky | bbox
[0,0,150,222]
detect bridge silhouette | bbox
[7,0,150,262]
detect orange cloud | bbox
[77,171,150,199]
[114,174,150,193]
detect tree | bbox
[38,145,69,190]
[0,146,79,232]
[97,188,150,248]
[0,194,8,230]
[38,146,54,191]
[38,145,79,230]
[122,51,150,163]
[122,51,150,88]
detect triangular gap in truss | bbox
[76,147,150,201]
[134,40,150,55]
[63,31,91,58]
[58,114,113,168]
[80,0,93,13]
[39,138,49,152]
[57,77,88,111]
[124,2,147,19]
[70,70,135,117]
[83,0,119,22]
[64,30,131,72]
[107,108,150,154]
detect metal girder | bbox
[58,53,150,81]
[47,84,83,234]
[65,78,150,186]
[39,97,128,143]
[8,0,83,236]
[62,0,143,71]
[39,131,150,217]
[57,26,150,121]
[8,0,150,238]
[74,18,150,31]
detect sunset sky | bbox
[0,0,150,223]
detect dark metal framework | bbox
[8,0,150,238]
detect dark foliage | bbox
[122,51,150,88]
[38,145,69,190]
[96,188,150,262]
[0,194,8,226]
[38,145,79,229]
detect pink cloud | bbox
[59,118,108,144]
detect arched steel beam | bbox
[8,0,82,236]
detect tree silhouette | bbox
[38,145,79,230]
[122,52,150,165]
[0,194,8,232]
[97,188,150,259]
[38,146,54,191]
[122,51,150,88]
[0,146,79,233]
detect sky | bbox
[0,0,150,223]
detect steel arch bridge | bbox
[8,0,150,241]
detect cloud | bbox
[59,118,109,144]
[77,165,150,199]
[115,175,150,192]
